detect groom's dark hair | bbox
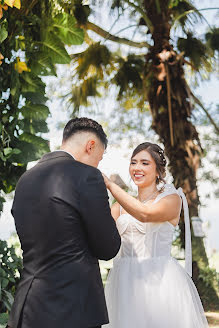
[63,117,108,148]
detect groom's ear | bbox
[86,140,96,154]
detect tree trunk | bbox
[141,2,219,309]
[143,0,208,270]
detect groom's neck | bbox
[60,144,78,160]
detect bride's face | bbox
[129,150,158,187]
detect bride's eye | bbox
[130,162,136,165]
[143,162,149,165]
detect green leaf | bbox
[53,13,84,46]
[19,133,50,152]
[30,54,56,76]
[12,148,22,155]
[23,92,48,105]
[2,148,21,160]
[2,290,14,311]
[41,32,71,64]
[9,140,46,163]
[21,104,50,121]
[205,28,219,52]
[177,33,208,70]
[22,119,49,134]
[0,23,8,43]
[0,313,8,326]
[3,148,13,157]
[20,72,45,93]
[9,277,15,283]
[1,278,9,288]
[2,116,8,124]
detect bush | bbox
[193,262,219,311]
[0,239,22,326]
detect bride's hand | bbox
[102,172,112,189]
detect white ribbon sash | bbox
[177,188,192,277]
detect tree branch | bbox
[85,21,150,49]
[124,0,154,33]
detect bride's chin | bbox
[133,180,146,187]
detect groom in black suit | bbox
[8,117,121,328]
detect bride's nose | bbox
[133,162,141,171]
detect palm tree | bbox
[59,0,219,307]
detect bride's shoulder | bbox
[160,184,179,196]
[158,184,181,205]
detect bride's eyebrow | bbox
[130,159,151,162]
[141,159,151,162]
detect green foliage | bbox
[0,0,84,212]
[42,33,72,65]
[73,43,112,79]
[177,33,209,70]
[170,0,202,29]
[205,28,219,52]
[21,104,50,121]
[69,76,101,113]
[0,19,8,43]
[113,55,144,99]
[196,266,219,311]
[53,13,84,46]
[0,240,23,315]
[0,312,8,327]
[61,1,218,115]
[73,3,91,25]
[199,267,219,288]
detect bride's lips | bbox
[133,174,145,180]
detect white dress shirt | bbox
[54,150,75,159]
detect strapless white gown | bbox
[104,184,208,328]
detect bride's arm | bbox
[104,176,181,223]
[111,202,120,221]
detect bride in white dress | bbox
[103,142,208,328]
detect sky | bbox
[0,1,218,255]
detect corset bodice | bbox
[116,215,175,259]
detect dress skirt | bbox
[104,256,208,328]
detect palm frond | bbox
[68,76,101,113]
[113,54,144,98]
[72,43,112,79]
[177,33,210,70]
[205,28,219,52]
[171,0,202,30]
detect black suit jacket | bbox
[8,151,121,328]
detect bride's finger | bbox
[101,172,111,188]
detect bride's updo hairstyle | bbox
[131,142,167,185]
